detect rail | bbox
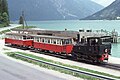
[103,63,120,71]
[14,53,117,80]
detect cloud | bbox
[91,0,115,6]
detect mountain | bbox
[8,0,103,21]
[83,0,120,20]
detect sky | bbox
[91,0,115,7]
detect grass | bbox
[0,24,4,28]
[0,23,8,28]
[5,51,100,80]
[4,51,120,79]
[0,29,11,34]
[3,48,10,50]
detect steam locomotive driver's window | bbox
[91,39,98,45]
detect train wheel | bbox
[72,53,78,61]
[22,46,29,50]
[34,48,39,53]
[12,44,14,46]
[45,50,49,53]
[97,60,103,64]
[64,54,70,59]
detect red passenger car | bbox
[5,33,33,47]
[32,35,73,54]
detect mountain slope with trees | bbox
[8,0,103,21]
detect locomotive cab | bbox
[87,37,111,61]
[87,37,101,46]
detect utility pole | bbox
[22,11,28,29]
[22,11,25,29]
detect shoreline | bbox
[0,24,21,32]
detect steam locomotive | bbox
[72,37,111,63]
[5,32,111,63]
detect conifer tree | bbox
[19,16,24,24]
[0,0,9,26]
[0,0,2,13]
[1,0,9,15]
[2,12,9,25]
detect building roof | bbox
[6,33,72,39]
[31,34,72,39]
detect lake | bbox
[25,20,120,58]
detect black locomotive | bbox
[72,37,111,63]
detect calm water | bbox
[26,20,120,58]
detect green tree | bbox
[2,12,9,23]
[1,0,9,14]
[19,16,24,24]
[0,0,9,26]
[0,12,3,22]
[0,0,2,13]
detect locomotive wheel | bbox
[97,60,103,64]
[72,53,78,61]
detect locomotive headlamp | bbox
[105,49,108,53]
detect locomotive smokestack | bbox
[77,34,80,42]
[81,36,86,43]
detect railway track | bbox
[13,53,117,80]
[6,45,120,71]
[101,63,120,71]
[35,50,120,71]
